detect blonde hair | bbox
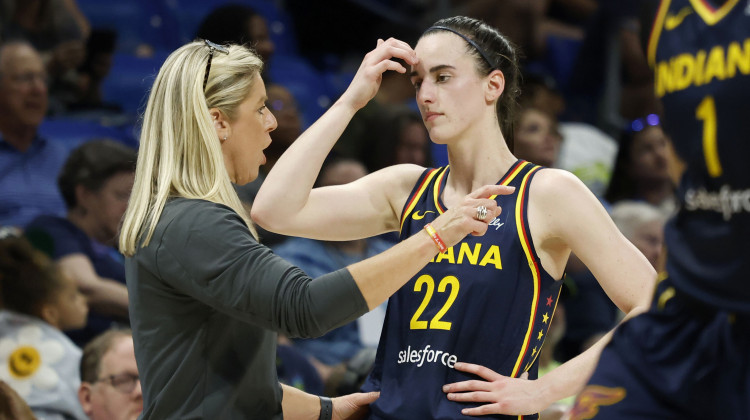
[120,41,261,256]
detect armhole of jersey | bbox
[515,165,544,269]
[399,167,443,233]
[648,0,672,67]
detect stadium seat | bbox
[77,0,180,54]
[38,119,138,154]
[101,52,170,116]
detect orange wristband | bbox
[424,223,447,253]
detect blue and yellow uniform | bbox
[362,161,562,419]
[571,1,750,418]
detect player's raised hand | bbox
[338,38,418,111]
[443,362,554,416]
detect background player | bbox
[569,0,750,418]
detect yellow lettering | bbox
[654,38,750,96]
[478,245,502,269]
[726,40,750,78]
[655,61,672,97]
[703,45,726,84]
[672,53,695,91]
[435,246,455,264]
[457,243,481,265]
[693,50,706,85]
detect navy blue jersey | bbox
[362,161,562,419]
[648,0,750,312]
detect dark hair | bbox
[0,237,64,316]
[80,329,133,383]
[421,16,522,148]
[195,5,259,46]
[58,140,137,210]
[605,121,667,204]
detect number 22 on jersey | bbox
[410,274,459,330]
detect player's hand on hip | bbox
[443,362,549,416]
[332,391,379,420]
[338,38,418,111]
[431,184,515,246]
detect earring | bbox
[221,136,227,143]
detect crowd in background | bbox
[0,0,678,418]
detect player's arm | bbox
[525,169,655,405]
[442,170,655,416]
[253,38,421,240]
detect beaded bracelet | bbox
[424,223,447,253]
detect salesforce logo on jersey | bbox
[397,344,458,368]
[685,185,750,221]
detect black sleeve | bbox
[153,201,368,338]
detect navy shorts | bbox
[569,277,750,419]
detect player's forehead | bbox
[412,33,474,74]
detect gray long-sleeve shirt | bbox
[126,198,368,419]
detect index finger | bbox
[468,185,516,199]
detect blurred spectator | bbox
[273,158,389,395]
[605,115,677,216]
[610,200,666,271]
[0,379,37,420]
[78,329,141,420]
[513,105,562,167]
[196,4,274,77]
[520,72,566,118]
[264,84,302,170]
[0,0,90,114]
[520,71,618,198]
[67,29,121,114]
[25,140,135,347]
[367,106,432,172]
[0,236,88,420]
[0,40,68,228]
[334,70,415,166]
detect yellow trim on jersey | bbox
[689,0,739,25]
[433,167,449,213]
[399,168,441,233]
[510,165,542,378]
[648,0,672,67]
[490,161,530,199]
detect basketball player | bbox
[253,17,655,419]
[569,1,750,418]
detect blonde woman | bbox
[118,40,509,420]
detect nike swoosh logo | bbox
[412,210,435,220]
[664,7,693,31]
